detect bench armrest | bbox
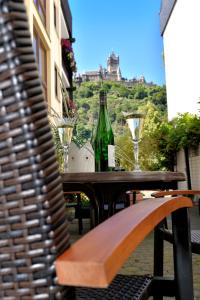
[55,196,192,288]
[151,190,200,198]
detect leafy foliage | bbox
[73,81,199,171]
[155,113,200,170]
[72,81,168,170]
[48,119,64,172]
[74,81,167,143]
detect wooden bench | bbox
[56,196,193,299]
[152,190,200,215]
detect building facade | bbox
[160,0,200,120]
[160,0,200,190]
[24,0,75,116]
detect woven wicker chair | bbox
[0,1,194,299]
[152,190,200,254]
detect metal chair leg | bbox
[153,223,165,300]
[172,208,194,300]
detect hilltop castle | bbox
[81,52,122,82]
[75,52,152,86]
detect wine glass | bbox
[124,112,144,171]
[57,118,75,172]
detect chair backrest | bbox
[0,0,73,298]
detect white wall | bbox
[163,0,200,120]
[189,145,200,189]
[68,142,95,172]
[176,149,187,189]
[176,146,200,189]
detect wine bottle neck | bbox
[99,91,107,107]
[100,102,107,107]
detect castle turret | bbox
[107,52,121,81]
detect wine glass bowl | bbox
[57,117,76,172]
[58,124,73,146]
[48,90,78,173]
[124,112,144,171]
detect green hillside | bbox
[74,81,167,141]
[73,81,168,171]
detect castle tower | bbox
[107,52,122,81]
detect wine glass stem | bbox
[133,140,140,171]
[63,145,69,172]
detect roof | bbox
[160,0,177,35]
[84,71,100,76]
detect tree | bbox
[78,86,93,98]
[139,102,167,170]
[134,85,148,100]
[151,86,167,111]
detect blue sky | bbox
[69,0,165,86]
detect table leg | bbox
[94,185,130,223]
[76,193,83,235]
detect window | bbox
[33,29,47,101]
[34,0,46,26]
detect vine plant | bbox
[156,113,200,170]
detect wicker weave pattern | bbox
[191,230,200,244]
[0,0,72,299]
[76,275,152,300]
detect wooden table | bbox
[62,171,186,224]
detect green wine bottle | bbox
[93,91,115,171]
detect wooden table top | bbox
[62,171,186,184]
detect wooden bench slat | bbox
[152,190,200,198]
[55,197,192,288]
